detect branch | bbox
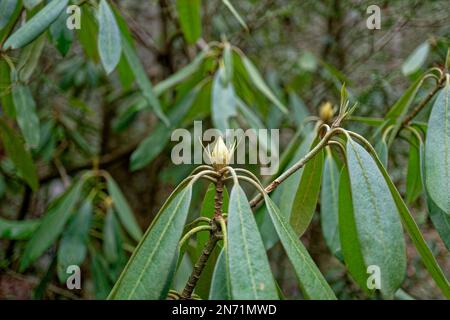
[249,129,335,208]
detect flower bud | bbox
[319,101,334,123]
[210,136,232,170]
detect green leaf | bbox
[98,0,122,74]
[264,195,336,299]
[346,139,406,297]
[121,36,169,126]
[20,179,84,271]
[222,0,248,31]
[49,8,73,56]
[320,148,341,257]
[109,184,193,299]
[176,0,202,44]
[227,185,278,299]
[0,0,18,30]
[0,59,16,117]
[154,50,207,95]
[0,119,38,190]
[57,199,92,283]
[91,252,112,299]
[375,138,388,168]
[4,0,69,50]
[338,165,368,292]
[107,176,142,242]
[0,218,40,240]
[17,34,46,82]
[212,66,237,132]
[406,134,422,204]
[289,92,310,128]
[386,75,426,120]
[23,0,42,10]
[0,0,21,45]
[12,83,40,148]
[290,145,324,236]
[103,207,123,264]
[241,55,287,114]
[402,42,430,76]
[77,6,99,62]
[223,43,233,84]
[130,88,199,171]
[420,139,450,250]
[425,85,450,215]
[367,139,450,298]
[209,249,231,300]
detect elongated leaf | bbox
[23,0,42,10]
[425,85,450,215]
[0,0,17,29]
[109,184,193,299]
[406,134,422,204]
[17,34,46,82]
[339,166,368,292]
[176,0,201,44]
[241,56,287,114]
[91,252,112,299]
[57,200,92,282]
[223,43,233,83]
[346,139,406,297]
[107,176,142,242]
[130,88,199,171]
[212,66,237,132]
[49,8,73,56]
[386,75,427,120]
[289,92,310,128]
[12,83,40,148]
[368,141,450,298]
[0,0,21,45]
[0,119,38,190]
[77,6,99,62]
[320,148,341,257]
[4,0,69,50]
[154,51,207,95]
[228,185,278,299]
[419,138,450,250]
[103,207,122,264]
[0,59,16,117]
[121,36,168,125]
[0,218,40,240]
[20,179,84,271]
[98,0,121,74]
[264,195,336,299]
[222,0,248,30]
[290,146,324,236]
[209,249,231,300]
[402,42,430,76]
[375,138,388,168]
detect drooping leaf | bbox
[4,0,69,50]
[425,85,450,215]
[121,35,169,126]
[227,185,278,299]
[320,148,341,257]
[0,218,40,240]
[57,200,92,283]
[209,249,231,300]
[264,195,336,300]
[406,133,423,204]
[49,7,73,56]
[289,92,310,128]
[211,66,237,132]
[223,43,233,84]
[103,207,123,264]
[77,6,99,62]
[0,59,16,117]
[222,0,248,31]
[17,34,46,82]
[241,55,287,114]
[0,0,18,30]
[290,145,324,236]
[98,0,122,74]
[107,176,142,242]
[176,0,202,44]
[130,88,199,171]
[375,137,388,168]
[0,119,38,190]
[0,0,21,45]
[20,178,84,271]
[91,252,113,299]
[345,139,406,297]
[23,0,42,10]
[402,42,430,76]
[368,141,450,298]
[109,184,193,300]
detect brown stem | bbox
[401,77,445,126]
[180,232,219,299]
[214,177,224,218]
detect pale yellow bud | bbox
[210,136,233,170]
[319,101,334,123]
